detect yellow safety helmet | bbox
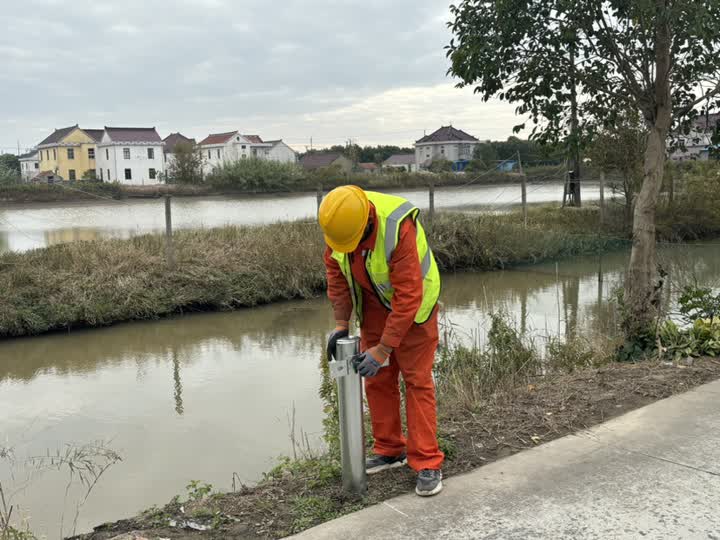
[318,185,370,253]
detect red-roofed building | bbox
[199,130,297,174]
[414,126,480,170]
[358,162,379,174]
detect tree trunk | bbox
[568,42,582,207]
[623,5,672,339]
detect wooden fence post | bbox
[518,151,527,228]
[317,184,323,214]
[599,170,606,224]
[165,195,174,269]
[428,181,435,231]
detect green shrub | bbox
[205,158,305,191]
[678,286,720,323]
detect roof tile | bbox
[416,126,479,144]
[199,131,239,146]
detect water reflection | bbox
[0,183,602,254]
[1,242,719,538]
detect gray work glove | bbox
[352,344,392,378]
[326,325,349,361]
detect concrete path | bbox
[293,380,720,539]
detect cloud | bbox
[0,0,524,153]
[109,23,140,34]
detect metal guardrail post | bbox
[328,336,367,496]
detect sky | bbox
[0,0,523,154]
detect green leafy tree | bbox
[429,159,453,173]
[587,114,647,223]
[0,164,19,185]
[0,154,20,174]
[166,142,203,184]
[473,142,497,166]
[448,0,720,339]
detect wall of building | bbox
[37,128,97,180]
[415,142,477,169]
[20,158,39,181]
[267,142,297,163]
[96,144,164,185]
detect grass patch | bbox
[3,199,719,339]
[0,205,629,339]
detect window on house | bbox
[149,168,157,180]
[241,154,246,159]
[208,150,211,159]
[123,148,131,160]
[124,168,132,180]
[217,149,221,159]
[88,148,95,159]
[52,149,56,159]
[147,148,154,159]
[107,169,111,180]
[68,169,76,181]
[440,146,445,155]
[241,145,246,149]
[100,168,103,180]
[67,148,75,159]
[34,163,39,169]
[106,148,109,160]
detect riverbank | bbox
[0,205,631,338]
[0,166,569,204]
[5,197,720,339]
[69,347,720,540]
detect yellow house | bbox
[37,125,104,181]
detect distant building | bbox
[33,170,63,183]
[198,131,297,175]
[36,125,103,181]
[415,126,480,170]
[264,140,298,163]
[95,127,165,185]
[671,113,719,161]
[358,162,379,174]
[18,150,39,182]
[383,153,417,173]
[163,132,197,168]
[300,152,353,175]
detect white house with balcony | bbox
[670,113,719,161]
[18,150,39,182]
[95,127,165,185]
[415,126,480,170]
[199,131,297,175]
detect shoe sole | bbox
[366,458,407,475]
[416,480,443,497]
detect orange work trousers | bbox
[361,307,444,472]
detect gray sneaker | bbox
[416,469,443,497]
[365,452,407,475]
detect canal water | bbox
[1,242,717,538]
[0,182,601,253]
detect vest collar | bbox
[357,203,378,253]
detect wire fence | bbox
[0,162,710,262]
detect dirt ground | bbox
[69,358,720,540]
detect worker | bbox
[320,185,444,497]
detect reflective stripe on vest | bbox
[330,191,441,325]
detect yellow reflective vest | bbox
[330,191,441,325]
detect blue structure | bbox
[452,159,471,172]
[497,160,517,172]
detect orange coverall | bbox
[324,204,444,472]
